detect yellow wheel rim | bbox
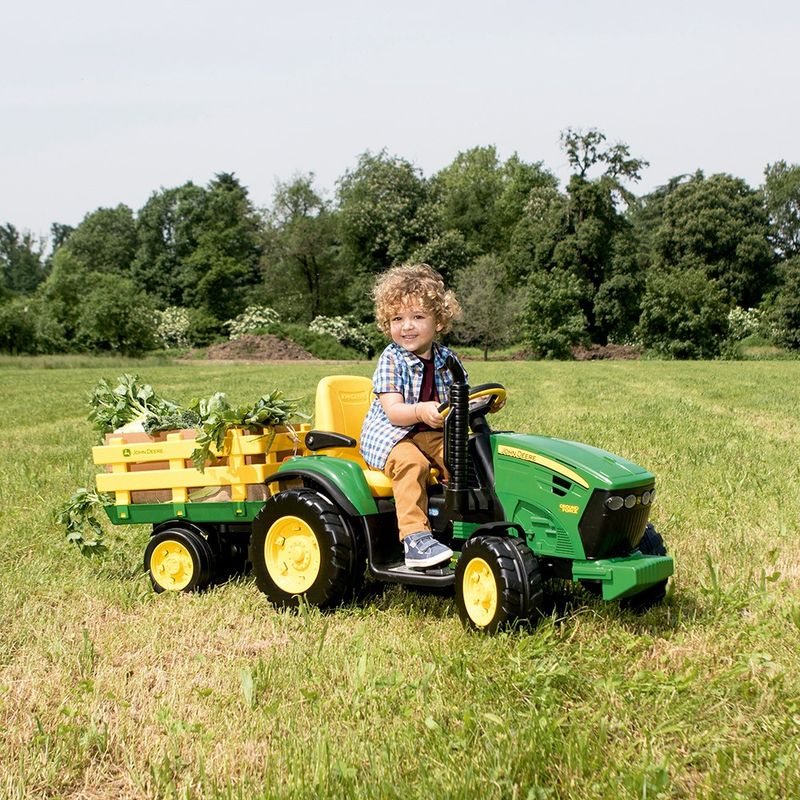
[462,557,498,628]
[265,516,321,594]
[150,540,195,591]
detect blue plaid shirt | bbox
[360,341,466,470]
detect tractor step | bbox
[368,560,456,588]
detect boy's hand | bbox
[415,401,444,428]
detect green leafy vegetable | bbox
[87,374,199,438]
[189,390,308,471]
[57,488,113,556]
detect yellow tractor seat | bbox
[311,375,394,497]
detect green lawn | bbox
[1,358,799,799]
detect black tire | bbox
[250,488,356,609]
[622,523,669,610]
[455,535,544,633]
[144,526,214,593]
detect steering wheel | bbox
[437,383,507,420]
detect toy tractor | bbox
[248,359,673,631]
[95,360,673,631]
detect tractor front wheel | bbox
[144,526,214,593]
[455,535,543,633]
[250,488,356,609]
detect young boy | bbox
[360,263,465,569]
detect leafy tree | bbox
[75,273,156,354]
[511,129,647,344]
[432,147,557,258]
[0,224,47,295]
[336,150,435,275]
[62,205,137,276]
[763,161,800,258]
[763,256,800,349]
[560,127,648,205]
[637,267,729,358]
[0,295,66,354]
[408,230,472,283]
[453,255,522,359]
[175,173,263,319]
[132,182,207,305]
[524,268,589,358]
[37,249,90,344]
[653,172,774,308]
[262,174,338,319]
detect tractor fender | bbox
[466,521,527,540]
[461,521,539,616]
[266,456,378,517]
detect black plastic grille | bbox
[578,485,654,559]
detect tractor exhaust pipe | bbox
[444,355,469,515]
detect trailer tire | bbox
[145,527,214,593]
[621,523,669,610]
[250,488,356,609]
[455,535,543,633]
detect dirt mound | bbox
[205,334,314,361]
[572,343,643,361]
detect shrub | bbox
[308,315,373,356]
[75,274,157,355]
[727,306,763,342]
[637,268,729,359]
[154,306,191,349]
[0,296,67,354]
[186,308,226,347]
[0,298,39,354]
[225,306,281,339]
[270,323,363,360]
[763,257,800,350]
[524,269,589,359]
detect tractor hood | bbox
[492,432,654,491]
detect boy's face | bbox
[389,299,442,359]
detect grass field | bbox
[1,357,799,799]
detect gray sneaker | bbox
[403,531,453,569]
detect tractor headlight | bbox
[650,489,656,505]
[624,494,636,509]
[641,490,651,505]
[605,496,624,511]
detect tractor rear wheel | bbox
[455,535,543,633]
[145,526,214,593]
[622,523,669,610]
[250,488,356,609]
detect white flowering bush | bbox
[154,306,191,349]
[309,315,372,355]
[727,307,763,341]
[224,306,281,339]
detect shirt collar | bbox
[391,341,448,371]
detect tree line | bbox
[2,130,799,358]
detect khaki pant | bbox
[383,430,448,540]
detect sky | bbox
[2,0,798,240]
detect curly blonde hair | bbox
[373,263,462,336]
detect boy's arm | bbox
[379,393,443,429]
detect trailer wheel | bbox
[250,488,356,609]
[145,527,213,593]
[455,535,543,633]
[622,523,669,610]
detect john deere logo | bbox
[122,448,131,457]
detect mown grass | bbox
[1,360,799,799]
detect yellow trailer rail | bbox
[93,425,310,525]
